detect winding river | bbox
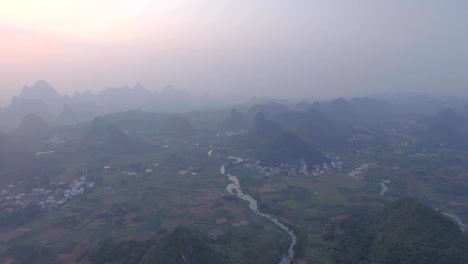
[214,153,297,263]
[442,212,467,232]
[380,180,390,196]
[348,163,376,179]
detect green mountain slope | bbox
[336,198,468,264]
[141,226,222,264]
[88,226,222,264]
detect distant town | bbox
[244,152,343,177]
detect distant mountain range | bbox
[2,80,468,134]
[0,80,200,131]
[418,108,468,147]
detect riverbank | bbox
[218,156,297,264]
[348,163,376,179]
[380,180,390,196]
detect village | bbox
[243,152,343,177]
[0,176,95,213]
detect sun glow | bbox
[0,0,185,42]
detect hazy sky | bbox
[1,0,467,105]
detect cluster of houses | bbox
[243,152,343,177]
[178,166,199,175]
[223,130,248,137]
[348,133,373,143]
[325,152,344,170]
[0,176,95,213]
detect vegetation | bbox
[257,131,326,166]
[88,226,223,264]
[141,226,223,264]
[335,198,468,264]
[1,94,468,264]
[274,109,349,148]
[247,112,326,166]
[220,109,248,131]
[0,203,43,228]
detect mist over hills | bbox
[16,114,52,141]
[2,2,468,262]
[0,81,205,130]
[1,80,468,133]
[1,80,468,159]
[81,118,152,155]
[0,81,468,263]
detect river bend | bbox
[217,155,297,264]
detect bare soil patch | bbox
[0,227,31,242]
[87,218,106,229]
[207,227,225,240]
[56,240,91,264]
[40,228,69,245]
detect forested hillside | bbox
[88,226,223,264]
[334,198,468,264]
